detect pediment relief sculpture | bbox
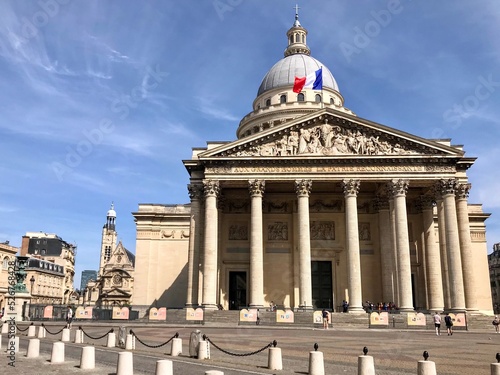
[227,123,422,157]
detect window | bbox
[297,93,305,102]
[280,94,286,104]
[2,257,8,269]
[265,99,271,107]
[105,246,111,261]
[315,94,322,103]
[330,98,334,105]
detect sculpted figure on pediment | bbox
[231,124,418,157]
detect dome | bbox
[257,54,339,97]
[107,203,116,218]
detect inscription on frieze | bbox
[206,165,455,174]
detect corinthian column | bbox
[202,179,219,310]
[456,183,477,311]
[420,195,444,312]
[376,195,394,304]
[186,184,202,307]
[295,179,313,309]
[249,179,265,308]
[389,179,413,311]
[342,179,363,313]
[438,179,466,312]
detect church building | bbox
[132,12,492,314]
[87,204,135,307]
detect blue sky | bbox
[1,1,499,289]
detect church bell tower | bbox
[99,203,117,277]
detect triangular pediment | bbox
[104,287,131,298]
[198,109,464,159]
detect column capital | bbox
[188,184,203,201]
[342,179,360,197]
[388,179,409,198]
[455,182,471,200]
[419,195,435,211]
[248,179,265,197]
[436,178,457,197]
[295,179,312,197]
[203,179,220,198]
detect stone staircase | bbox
[140,308,497,331]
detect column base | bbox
[347,307,365,314]
[448,308,466,313]
[202,304,218,310]
[297,305,314,311]
[398,307,415,312]
[249,304,264,309]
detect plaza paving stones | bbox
[2,321,500,374]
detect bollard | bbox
[38,326,46,338]
[50,341,65,363]
[107,332,116,348]
[1,322,7,334]
[491,354,500,375]
[170,337,182,356]
[155,359,173,375]
[417,351,436,375]
[198,340,209,360]
[205,371,224,375]
[358,347,375,375]
[27,324,36,337]
[0,333,2,350]
[61,328,71,342]
[26,338,40,358]
[116,351,134,375]
[80,346,95,370]
[268,341,282,371]
[125,333,135,350]
[309,343,325,375]
[74,329,84,344]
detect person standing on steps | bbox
[493,316,500,333]
[433,312,441,336]
[322,308,329,329]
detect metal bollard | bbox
[308,343,325,375]
[155,359,174,375]
[116,351,134,375]
[80,346,95,370]
[26,338,40,358]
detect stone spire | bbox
[284,5,311,57]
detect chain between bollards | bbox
[15,322,32,332]
[41,323,66,335]
[80,326,114,340]
[203,335,276,357]
[130,330,179,349]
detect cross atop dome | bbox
[285,4,310,57]
[293,4,301,27]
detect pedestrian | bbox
[322,308,329,329]
[444,313,453,335]
[493,316,500,333]
[433,311,441,336]
[66,305,73,329]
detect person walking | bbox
[444,313,453,335]
[66,305,73,329]
[433,312,442,336]
[493,316,500,333]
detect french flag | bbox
[293,67,323,93]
